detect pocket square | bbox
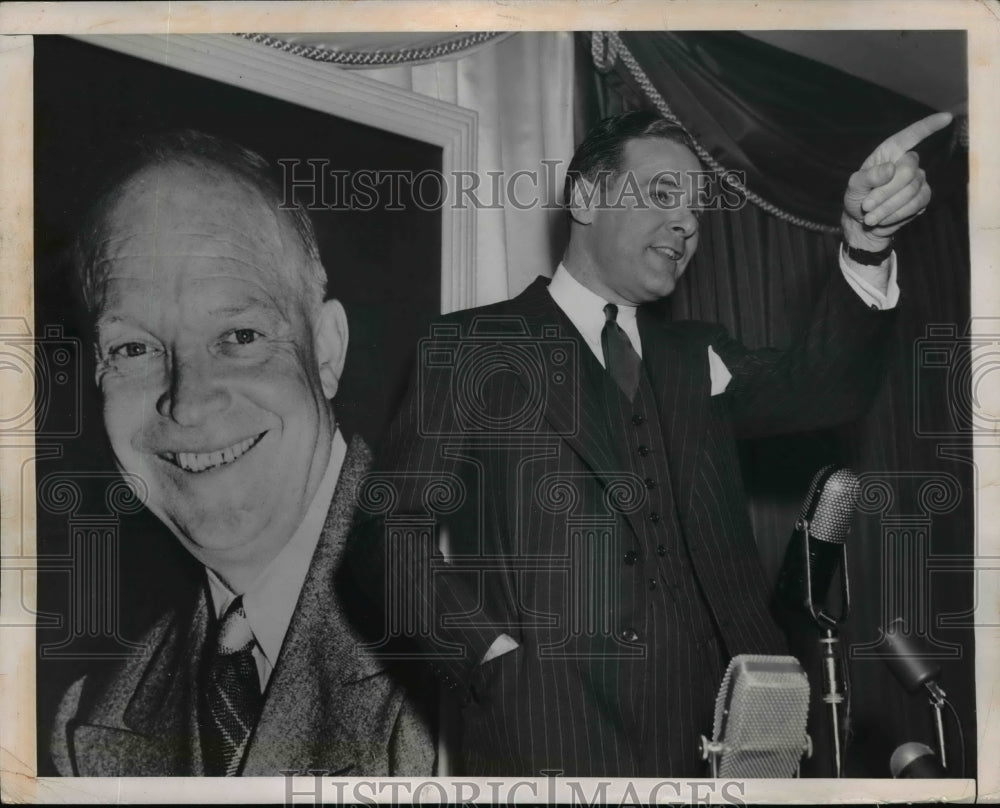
[481,633,520,664]
[707,346,732,396]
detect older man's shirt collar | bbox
[548,262,642,367]
[206,428,347,685]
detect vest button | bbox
[657,543,667,556]
[624,550,638,565]
[637,444,650,456]
[648,578,658,590]
[649,511,661,523]
[632,413,645,426]
[621,628,639,643]
[644,477,656,489]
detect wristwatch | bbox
[844,241,894,266]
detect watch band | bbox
[845,241,894,266]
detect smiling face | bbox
[91,161,347,582]
[571,137,702,305]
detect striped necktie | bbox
[601,303,642,401]
[201,595,262,775]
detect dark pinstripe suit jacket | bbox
[355,272,894,777]
[50,437,436,777]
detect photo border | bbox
[1,1,996,803]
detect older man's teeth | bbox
[172,433,263,473]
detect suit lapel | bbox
[242,436,382,776]
[511,278,621,486]
[638,307,711,518]
[503,280,714,536]
[72,593,209,776]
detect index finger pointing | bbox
[880,111,954,157]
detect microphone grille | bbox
[712,655,810,778]
[801,465,860,545]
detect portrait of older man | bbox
[47,131,435,777]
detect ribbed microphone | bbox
[772,465,860,623]
[890,742,946,778]
[700,655,812,778]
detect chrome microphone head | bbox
[890,741,945,778]
[800,465,861,545]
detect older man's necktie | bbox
[201,596,262,775]
[601,303,642,401]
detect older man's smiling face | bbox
[93,161,345,577]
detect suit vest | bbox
[594,355,728,776]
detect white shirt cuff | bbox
[839,244,900,310]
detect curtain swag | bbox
[235,32,509,68]
[592,31,840,235]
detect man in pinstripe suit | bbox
[353,110,950,776]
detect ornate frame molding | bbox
[74,33,478,312]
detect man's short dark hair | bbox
[563,110,701,207]
[74,129,326,317]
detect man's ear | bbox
[568,176,599,226]
[314,298,349,400]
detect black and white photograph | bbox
[1,2,996,804]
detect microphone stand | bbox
[927,681,948,770]
[819,625,844,777]
[800,516,851,778]
[818,623,844,777]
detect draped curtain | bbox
[585,31,973,777]
[355,32,576,304]
[610,32,965,229]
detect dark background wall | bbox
[33,35,442,773]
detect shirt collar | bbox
[206,428,348,667]
[548,262,640,361]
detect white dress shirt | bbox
[548,249,899,368]
[206,428,348,688]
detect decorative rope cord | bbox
[236,31,506,67]
[594,32,842,235]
